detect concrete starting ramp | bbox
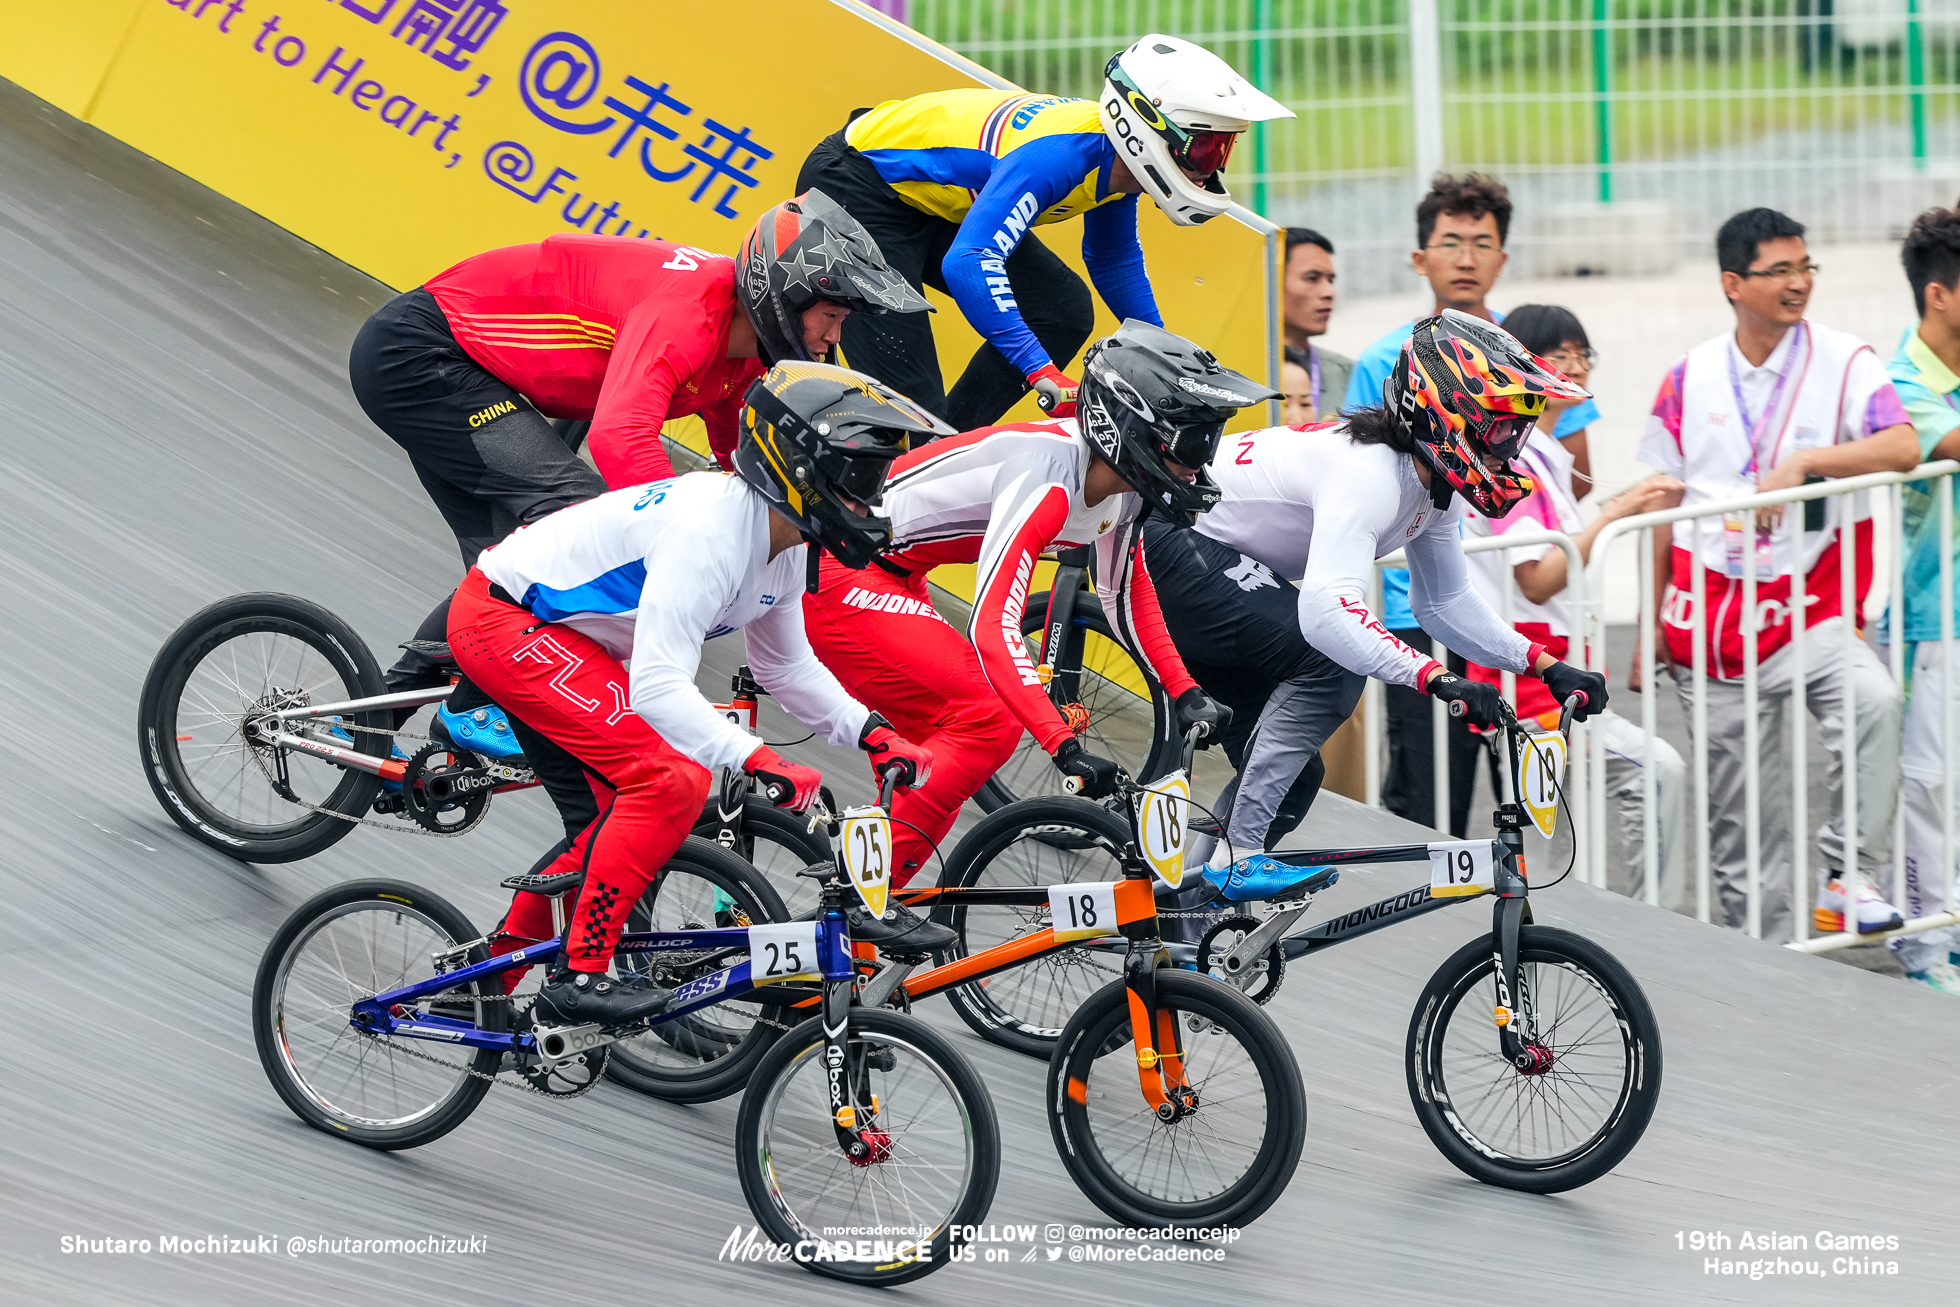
[1,77,1956,1306]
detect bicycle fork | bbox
[1123,942,1196,1121]
[1489,818,1550,1073]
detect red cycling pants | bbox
[802,553,1022,886]
[449,568,710,974]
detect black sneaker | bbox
[533,968,673,1027]
[845,902,956,960]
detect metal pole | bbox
[1790,517,1808,944]
[1693,517,1711,922]
[1593,0,1613,202]
[1640,528,1659,904]
[1910,0,1928,172]
[1433,639,1451,832]
[1251,0,1272,217]
[1743,545,1761,940]
[1366,562,1385,807]
[1408,0,1446,191]
[1839,513,1860,933]
[1942,474,1955,914]
[1891,484,1907,908]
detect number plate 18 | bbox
[1048,882,1121,943]
[1427,840,1496,898]
[1136,770,1190,889]
[838,807,892,918]
[749,921,821,984]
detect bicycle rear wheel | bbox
[1406,925,1661,1194]
[605,837,795,1104]
[736,1008,999,1287]
[253,879,506,1150]
[691,795,830,919]
[933,796,1131,1058]
[1047,969,1306,1229]
[975,593,1166,811]
[140,593,387,862]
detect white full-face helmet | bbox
[1099,34,1294,226]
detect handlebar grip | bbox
[1447,699,1467,718]
[764,782,786,805]
[1563,691,1589,711]
[1062,774,1083,795]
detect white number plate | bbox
[1048,881,1121,943]
[838,807,892,917]
[749,921,821,984]
[1136,770,1190,889]
[1519,731,1567,841]
[1428,840,1496,898]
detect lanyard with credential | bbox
[1728,320,1809,478]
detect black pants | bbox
[1379,629,1491,837]
[348,287,608,842]
[1142,520,1365,855]
[795,128,1094,429]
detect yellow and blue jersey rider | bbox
[794,34,1290,430]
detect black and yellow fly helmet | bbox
[733,362,954,570]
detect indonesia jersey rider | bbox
[846,90,1163,378]
[1200,423,1535,683]
[424,235,765,487]
[876,419,1196,749]
[474,472,868,769]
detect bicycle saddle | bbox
[499,869,585,898]
[1201,854,1339,904]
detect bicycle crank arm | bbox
[1220,904,1310,975]
[857,959,915,1010]
[529,1020,620,1066]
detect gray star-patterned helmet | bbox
[737,189,930,366]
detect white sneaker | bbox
[1906,960,1960,996]
[1813,878,1905,935]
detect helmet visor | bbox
[1175,129,1237,176]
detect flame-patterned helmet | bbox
[1386,309,1589,517]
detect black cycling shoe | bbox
[532,968,673,1027]
[846,902,956,960]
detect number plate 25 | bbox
[1427,840,1496,898]
[1136,770,1190,890]
[1048,882,1121,943]
[838,807,892,917]
[749,921,821,984]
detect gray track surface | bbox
[2,76,1957,1305]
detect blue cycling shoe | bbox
[1202,853,1339,904]
[434,703,527,761]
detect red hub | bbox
[1515,1041,1556,1075]
[849,1128,894,1166]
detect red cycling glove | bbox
[745,745,822,811]
[858,713,932,790]
[1028,364,1079,418]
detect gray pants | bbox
[1592,708,1690,910]
[1673,617,1901,943]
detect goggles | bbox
[1162,418,1226,469]
[1177,130,1237,176]
[1107,63,1241,177]
[1478,413,1537,462]
[828,450,899,506]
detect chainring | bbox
[402,742,493,835]
[1197,915,1286,1005]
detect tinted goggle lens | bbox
[1164,419,1226,469]
[1482,415,1535,461]
[1177,131,1237,175]
[834,454,895,505]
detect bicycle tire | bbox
[604,836,796,1104]
[736,1008,1000,1287]
[1047,969,1306,1229]
[253,878,506,1150]
[690,795,831,919]
[1406,924,1662,1194]
[140,593,387,863]
[975,592,1166,812]
[932,796,1132,1058]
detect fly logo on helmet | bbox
[1099,35,1294,227]
[1388,309,1589,518]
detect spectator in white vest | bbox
[1638,207,1917,943]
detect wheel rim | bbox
[164,623,370,834]
[956,819,1126,1037]
[611,865,768,1078]
[1429,956,1634,1167]
[271,901,479,1129]
[752,1028,976,1245]
[1074,993,1272,1206]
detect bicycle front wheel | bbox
[736,1008,1000,1287]
[1406,925,1662,1194]
[1048,969,1306,1229]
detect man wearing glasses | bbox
[1637,207,1918,943]
[1341,174,1600,826]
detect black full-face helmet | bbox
[736,189,930,365]
[1075,320,1278,526]
[733,362,954,568]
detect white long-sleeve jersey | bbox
[1198,423,1533,688]
[475,472,870,770]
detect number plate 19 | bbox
[749,921,821,984]
[1136,769,1190,890]
[1519,731,1566,841]
[838,807,892,917]
[1427,840,1496,898]
[1048,882,1121,943]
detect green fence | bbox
[905,0,1960,291]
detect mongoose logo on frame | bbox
[469,400,519,427]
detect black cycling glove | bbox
[1540,662,1608,720]
[1173,687,1232,740]
[1052,737,1120,798]
[1424,671,1503,729]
